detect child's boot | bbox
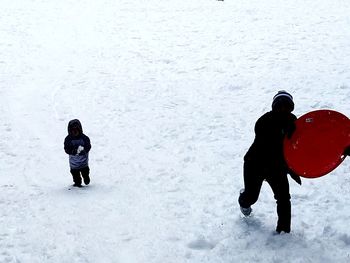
[83,175,90,185]
[72,172,82,187]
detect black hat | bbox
[272,90,294,112]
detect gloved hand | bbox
[344,146,350,156]
[79,150,86,156]
[288,170,302,185]
[286,122,296,139]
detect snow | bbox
[1,0,350,262]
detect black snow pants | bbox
[238,161,291,232]
[70,166,90,186]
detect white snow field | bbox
[1,0,350,262]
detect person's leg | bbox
[70,168,82,186]
[239,161,264,210]
[267,172,291,233]
[81,166,90,185]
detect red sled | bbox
[284,110,350,178]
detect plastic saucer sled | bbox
[284,110,350,178]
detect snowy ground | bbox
[1,0,350,262]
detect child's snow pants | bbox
[239,161,291,232]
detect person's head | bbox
[68,119,83,137]
[272,90,294,114]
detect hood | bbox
[68,119,83,136]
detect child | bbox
[238,91,301,234]
[64,119,91,187]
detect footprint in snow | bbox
[187,238,216,250]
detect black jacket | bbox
[244,111,297,171]
[64,119,91,169]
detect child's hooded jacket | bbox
[64,119,91,169]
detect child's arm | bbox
[82,135,91,153]
[285,115,297,138]
[64,136,77,155]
